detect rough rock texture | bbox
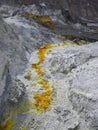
[0,10,61,100]
[0,0,67,8]
[1,1,98,40]
[1,0,98,23]
[66,0,98,23]
[0,3,98,130]
[0,8,62,125]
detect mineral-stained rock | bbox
[1,39,98,130]
[1,3,98,130]
[15,3,98,40]
[1,0,98,24]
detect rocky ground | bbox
[0,3,98,130]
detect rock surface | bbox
[0,3,98,130]
[1,0,98,23]
[66,0,98,23]
[1,1,98,40]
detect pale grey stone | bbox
[0,4,98,130]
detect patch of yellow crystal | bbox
[0,99,36,130]
[0,117,14,130]
[36,77,51,90]
[32,43,68,113]
[32,63,44,75]
[34,90,52,112]
[32,43,68,74]
[32,45,54,75]
[22,12,35,19]
[22,12,54,29]
[0,43,69,130]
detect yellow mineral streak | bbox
[32,44,68,75]
[34,90,52,112]
[32,45,54,112]
[36,77,51,90]
[0,117,14,130]
[32,43,68,112]
[23,12,54,29]
[0,43,68,130]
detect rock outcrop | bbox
[1,0,98,40]
[0,3,98,130]
[1,0,98,23]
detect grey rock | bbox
[0,51,8,104]
[0,5,19,18]
[1,3,98,130]
[68,57,98,130]
[8,79,25,104]
[1,0,98,24]
[66,0,98,23]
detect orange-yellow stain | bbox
[0,117,14,130]
[32,43,67,75]
[31,45,55,112]
[32,64,45,75]
[0,100,36,130]
[36,77,51,90]
[32,43,68,113]
[23,13,54,29]
[34,90,52,112]
[0,43,69,130]
[32,45,54,75]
